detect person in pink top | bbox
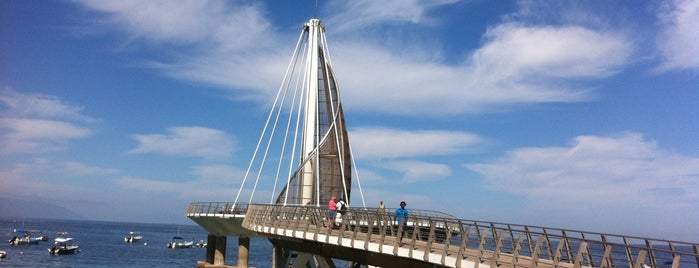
[326,196,337,229]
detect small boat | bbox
[48,236,80,255]
[9,235,38,245]
[167,236,193,248]
[124,232,143,243]
[9,229,43,245]
[0,250,6,259]
[195,240,207,248]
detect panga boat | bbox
[9,235,38,245]
[9,229,45,245]
[48,237,80,255]
[124,232,143,243]
[167,236,194,248]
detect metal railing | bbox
[236,203,699,268]
[186,202,248,215]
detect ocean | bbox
[0,218,282,267]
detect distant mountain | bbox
[0,197,85,220]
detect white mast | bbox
[299,19,322,205]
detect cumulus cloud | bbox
[129,126,235,160]
[0,90,96,154]
[465,132,699,209]
[350,127,482,160]
[71,0,282,98]
[655,0,699,71]
[68,0,636,116]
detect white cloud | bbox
[325,0,458,32]
[474,24,631,79]
[0,88,97,122]
[73,0,268,45]
[0,118,92,154]
[0,89,97,154]
[465,132,699,209]
[129,126,235,160]
[656,0,699,71]
[384,160,451,183]
[191,164,244,184]
[350,127,482,160]
[332,22,632,115]
[116,176,243,202]
[69,1,636,116]
[0,159,117,200]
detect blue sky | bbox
[1,0,697,241]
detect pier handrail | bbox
[186,202,248,215]
[238,203,699,268]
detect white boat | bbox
[9,235,38,245]
[0,250,6,259]
[48,237,80,255]
[8,229,44,245]
[124,232,143,243]
[167,236,194,248]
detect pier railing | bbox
[186,202,248,215]
[239,203,699,268]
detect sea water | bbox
[0,218,285,267]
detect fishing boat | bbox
[123,231,142,243]
[48,237,80,255]
[167,236,193,249]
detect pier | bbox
[187,202,699,268]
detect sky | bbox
[1,0,697,242]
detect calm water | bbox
[0,218,278,267]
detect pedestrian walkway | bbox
[187,202,699,268]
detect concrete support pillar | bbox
[204,234,228,265]
[205,234,216,264]
[214,235,227,265]
[238,236,250,268]
[272,244,290,268]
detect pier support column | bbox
[238,236,249,268]
[203,234,227,266]
[214,235,227,265]
[272,243,291,268]
[205,234,217,264]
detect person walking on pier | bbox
[378,201,386,213]
[395,201,409,243]
[336,198,348,231]
[326,196,337,229]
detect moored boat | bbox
[8,229,45,245]
[167,236,193,248]
[9,235,39,245]
[124,231,143,243]
[48,236,80,255]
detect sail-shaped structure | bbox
[233,18,361,208]
[187,17,365,268]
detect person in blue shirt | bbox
[395,201,409,242]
